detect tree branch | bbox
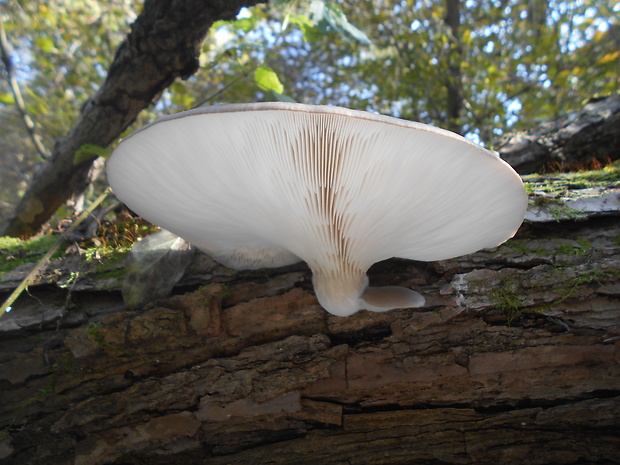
[0,19,50,161]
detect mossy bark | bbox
[1,177,619,464]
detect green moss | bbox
[524,182,536,195]
[83,246,130,279]
[528,197,585,221]
[51,354,73,372]
[570,269,620,287]
[197,283,231,304]
[13,353,73,409]
[522,161,620,197]
[16,383,54,409]
[85,322,106,346]
[0,235,66,274]
[218,284,232,300]
[548,269,620,308]
[564,162,620,184]
[85,322,129,355]
[532,196,561,208]
[490,284,526,325]
[14,361,64,408]
[488,276,548,325]
[86,322,121,351]
[555,238,592,255]
[548,204,585,221]
[501,239,548,256]
[500,239,592,257]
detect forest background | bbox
[0,0,618,234]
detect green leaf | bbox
[210,19,228,30]
[0,93,15,105]
[34,37,57,53]
[73,143,112,165]
[235,17,257,33]
[289,14,321,42]
[310,0,371,45]
[211,16,257,35]
[170,81,196,108]
[254,66,284,94]
[324,2,371,44]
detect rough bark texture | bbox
[0,0,266,238]
[498,92,620,174]
[1,178,619,464]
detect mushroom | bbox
[107,102,527,316]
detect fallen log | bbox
[0,167,619,465]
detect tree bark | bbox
[1,175,619,464]
[498,92,620,174]
[0,0,266,238]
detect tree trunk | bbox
[1,170,619,464]
[498,93,620,174]
[444,0,464,135]
[0,0,266,238]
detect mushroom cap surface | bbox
[107,102,527,315]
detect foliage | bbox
[188,0,618,141]
[73,143,111,165]
[0,0,138,220]
[2,0,136,138]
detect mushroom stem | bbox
[311,267,426,316]
[311,267,369,317]
[360,286,425,312]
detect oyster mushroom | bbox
[107,102,527,316]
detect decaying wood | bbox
[0,181,619,464]
[0,0,265,238]
[499,93,620,174]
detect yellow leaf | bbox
[596,51,619,66]
[0,93,15,105]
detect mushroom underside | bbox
[107,102,527,317]
[200,244,302,270]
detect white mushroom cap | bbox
[107,102,527,316]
